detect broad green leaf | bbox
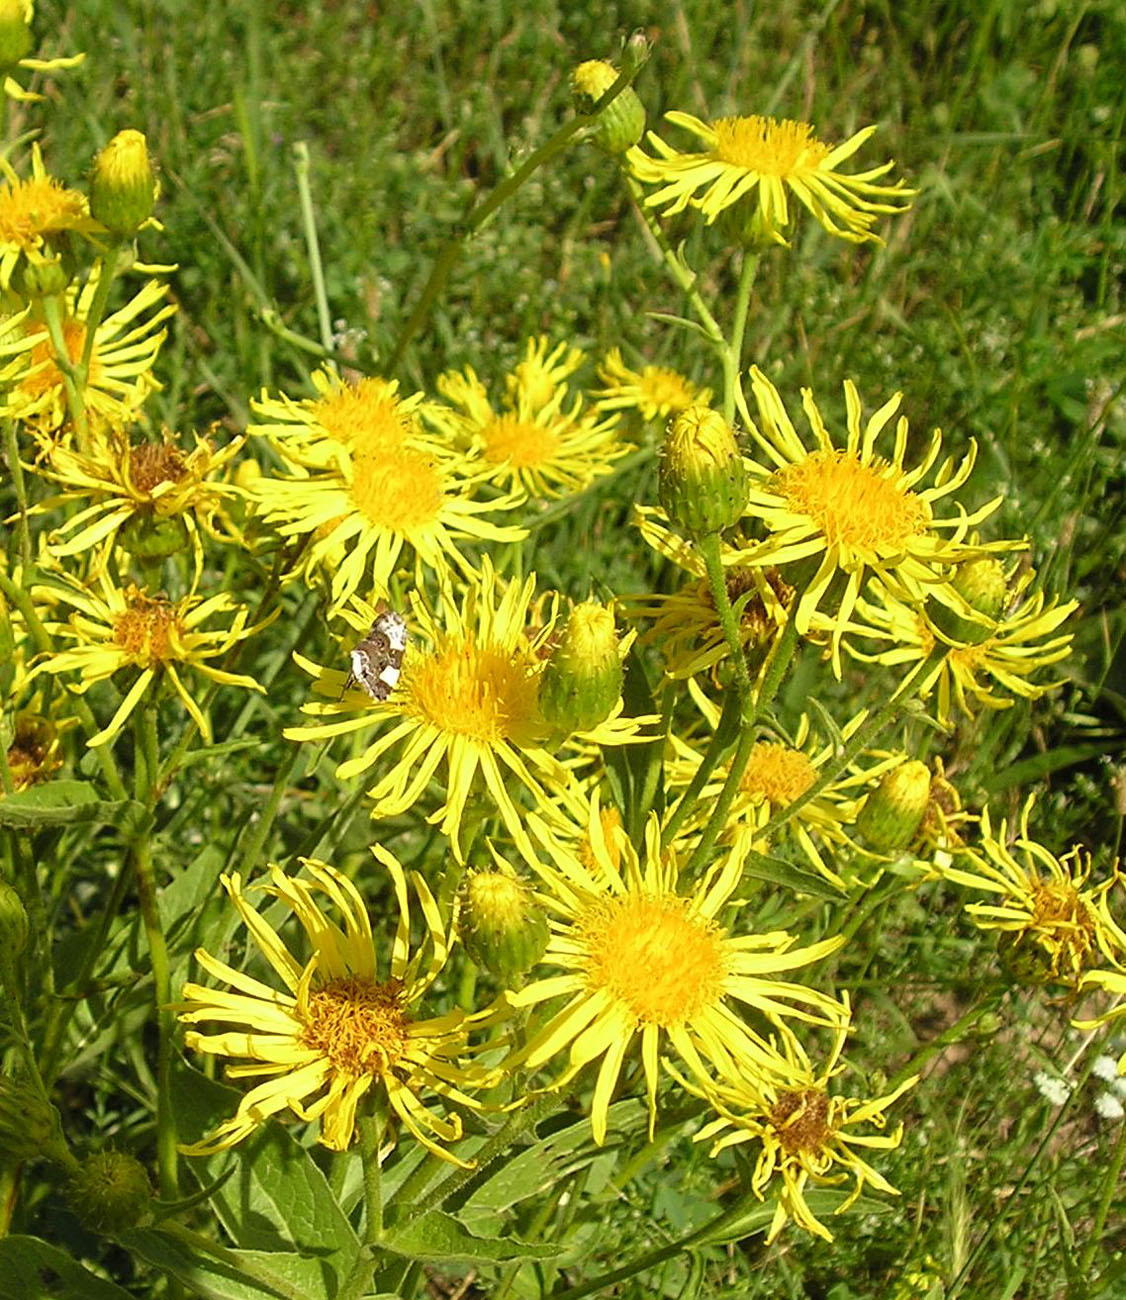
[0,781,147,833]
[602,647,664,842]
[171,1064,360,1264]
[740,848,846,900]
[381,1209,561,1265]
[124,1229,339,1300]
[980,743,1109,792]
[0,1235,135,1300]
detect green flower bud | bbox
[90,130,157,236]
[538,601,623,733]
[0,880,28,974]
[856,760,931,853]
[658,405,748,540]
[0,0,32,68]
[119,511,189,564]
[0,1076,72,1168]
[13,248,74,298]
[571,59,646,155]
[66,1151,154,1234]
[932,558,1009,645]
[460,868,549,984]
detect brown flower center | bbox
[301,976,408,1076]
[771,1088,831,1154]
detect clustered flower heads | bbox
[5,44,1120,1266]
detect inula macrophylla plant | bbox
[0,16,1121,1300]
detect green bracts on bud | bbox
[659,405,748,540]
[932,558,1009,645]
[856,760,931,853]
[460,869,549,984]
[0,1076,72,1168]
[0,880,28,968]
[571,59,646,155]
[539,601,623,733]
[90,130,156,236]
[66,1151,154,1233]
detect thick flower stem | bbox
[699,532,753,708]
[39,294,89,451]
[292,143,333,353]
[388,63,643,371]
[78,242,125,378]
[337,1113,387,1300]
[722,250,758,426]
[2,419,31,571]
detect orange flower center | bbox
[740,742,816,806]
[0,175,88,248]
[349,448,443,531]
[112,591,182,661]
[405,638,542,745]
[481,415,562,468]
[301,976,408,1076]
[579,892,726,1027]
[712,116,828,176]
[129,442,188,494]
[771,1088,832,1154]
[773,450,929,551]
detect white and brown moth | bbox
[344,609,407,702]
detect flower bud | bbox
[13,248,74,298]
[119,510,189,565]
[932,558,1009,645]
[0,1076,71,1167]
[856,760,931,853]
[90,130,157,236]
[0,881,28,971]
[6,713,60,792]
[66,1151,154,1233]
[460,868,549,984]
[538,600,622,733]
[658,405,748,540]
[571,60,646,155]
[0,0,32,68]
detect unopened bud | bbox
[13,248,74,298]
[932,558,1010,645]
[0,1076,71,1167]
[0,881,28,976]
[539,601,622,733]
[659,405,748,539]
[856,760,931,853]
[460,869,549,984]
[90,130,156,236]
[119,511,189,564]
[571,60,646,155]
[66,1151,154,1233]
[0,0,32,68]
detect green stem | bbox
[78,242,125,377]
[699,533,753,707]
[2,419,31,571]
[661,676,739,849]
[293,143,334,353]
[224,741,304,874]
[1078,1102,1126,1283]
[388,63,642,371]
[0,570,127,799]
[337,1114,386,1300]
[722,250,758,425]
[39,294,89,451]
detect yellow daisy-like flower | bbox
[736,366,1011,671]
[286,560,648,858]
[937,798,1124,987]
[592,347,712,423]
[630,506,794,681]
[249,367,434,469]
[0,1,84,104]
[684,1000,916,1242]
[180,852,489,1162]
[7,273,174,435]
[846,574,1077,727]
[427,336,629,499]
[0,305,36,400]
[3,710,63,790]
[501,793,849,1144]
[31,570,265,747]
[249,423,524,610]
[38,426,245,574]
[0,144,99,287]
[1074,899,1126,1069]
[629,112,914,245]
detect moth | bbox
[344,609,407,702]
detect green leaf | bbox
[381,1209,561,1265]
[0,781,147,833]
[979,743,1109,792]
[741,848,846,901]
[123,1230,339,1300]
[602,647,665,842]
[171,1064,360,1264]
[0,1235,136,1300]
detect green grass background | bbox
[19,0,1126,1294]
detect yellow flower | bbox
[3,710,63,790]
[38,427,245,574]
[736,367,1011,672]
[249,411,524,610]
[629,112,913,245]
[7,273,174,435]
[667,709,897,889]
[501,792,849,1144]
[1075,910,1126,1070]
[630,506,794,681]
[685,1001,916,1242]
[180,853,489,1162]
[0,144,97,287]
[286,560,649,858]
[592,347,711,422]
[937,797,1124,987]
[427,336,628,499]
[846,573,1077,726]
[0,1,84,104]
[31,570,265,747]
[249,367,434,469]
